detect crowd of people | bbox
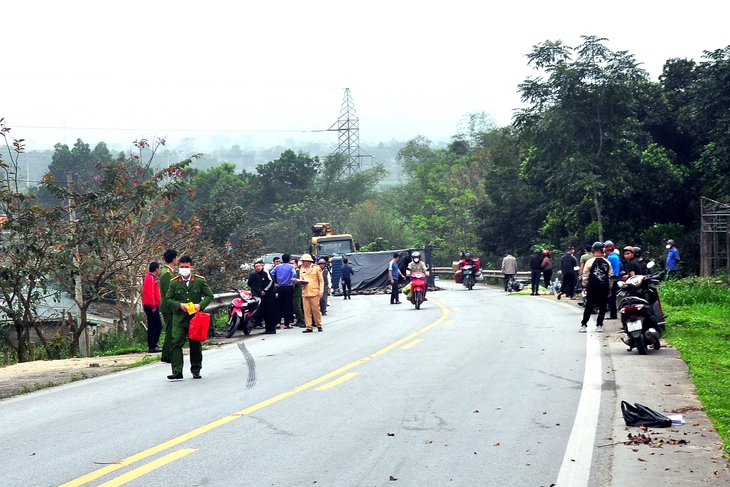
[141,249,360,381]
[498,239,680,333]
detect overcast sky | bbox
[2,1,728,152]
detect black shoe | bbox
[317,327,323,332]
[167,372,183,380]
[149,347,163,353]
[303,329,313,333]
[160,358,171,363]
[295,322,306,328]
[192,372,202,379]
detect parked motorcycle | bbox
[224,289,261,338]
[617,265,665,355]
[409,271,428,310]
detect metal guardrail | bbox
[432,267,532,280]
[206,292,239,314]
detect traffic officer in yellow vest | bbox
[165,255,214,380]
[158,249,178,363]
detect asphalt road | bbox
[1,281,727,486]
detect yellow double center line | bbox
[61,298,450,487]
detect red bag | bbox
[188,312,210,342]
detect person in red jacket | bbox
[142,262,163,353]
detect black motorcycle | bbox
[617,268,665,355]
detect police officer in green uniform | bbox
[159,249,178,363]
[165,255,214,380]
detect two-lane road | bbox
[0,282,608,487]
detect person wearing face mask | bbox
[406,251,429,301]
[165,255,214,381]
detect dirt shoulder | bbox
[0,335,244,400]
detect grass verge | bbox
[662,277,730,452]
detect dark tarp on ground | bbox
[343,250,411,290]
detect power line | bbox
[14,125,332,133]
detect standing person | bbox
[142,262,163,353]
[666,239,680,278]
[159,249,178,364]
[340,257,353,300]
[270,253,296,329]
[579,244,592,275]
[580,242,613,333]
[634,247,650,275]
[299,254,324,332]
[529,250,543,295]
[247,260,276,334]
[558,246,578,300]
[541,250,553,289]
[603,240,621,319]
[623,246,642,278]
[270,256,281,326]
[389,253,405,304]
[291,257,305,327]
[501,251,517,292]
[318,257,331,316]
[165,255,214,380]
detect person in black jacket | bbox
[247,260,276,334]
[580,242,614,333]
[529,250,544,296]
[558,246,578,300]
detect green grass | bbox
[661,277,730,452]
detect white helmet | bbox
[412,251,421,258]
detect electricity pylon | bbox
[328,88,371,176]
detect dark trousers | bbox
[530,270,541,294]
[561,274,576,298]
[161,312,173,360]
[276,285,294,326]
[260,294,277,333]
[607,280,619,318]
[503,274,514,291]
[342,278,352,298]
[582,287,609,327]
[543,269,553,289]
[143,305,162,350]
[391,281,400,303]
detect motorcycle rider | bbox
[407,251,429,301]
[459,252,479,287]
[604,240,621,320]
[580,241,613,333]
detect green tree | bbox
[0,119,62,362]
[42,138,193,356]
[514,36,650,242]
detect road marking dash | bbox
[315,372,359,391]
[96,449,196,487]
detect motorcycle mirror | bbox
[573,266,580,271]
[646,261,655,269]
[616,281,626,288]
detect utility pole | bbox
[67,172,88,357]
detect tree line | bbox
[2,36,728,362]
